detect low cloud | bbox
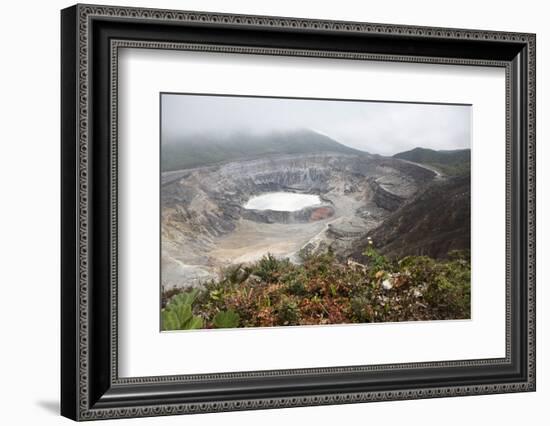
[162,94,471,156]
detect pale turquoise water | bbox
[243,192,321,212]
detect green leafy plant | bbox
[252,254,289,282]
[161,289,204,331]
[213,309,240,328]
[285,278,307,296]
[363,245,389,271]
[276,296,301,325]
[350,296,374,322]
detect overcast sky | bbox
[161,94,471,156]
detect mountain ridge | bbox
[161,129,367,171]
[393,147,470,176]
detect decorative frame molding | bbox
[61,4,535,421]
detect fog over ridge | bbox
[162,93,471,156]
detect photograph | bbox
[160,93,472,331]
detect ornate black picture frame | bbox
[61,4,536,421]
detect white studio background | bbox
[0,0,547,425]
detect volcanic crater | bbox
[161,150,437,290]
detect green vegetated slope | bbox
[161,129,366,171]
[161,248,470,330]
[394,147,471,176]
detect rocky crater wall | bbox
[160,152,438,290]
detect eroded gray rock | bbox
[161,152,434,290]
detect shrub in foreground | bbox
[162,248,470,330]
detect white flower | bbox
[381,279,393,291]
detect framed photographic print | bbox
[61,4,536,421]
